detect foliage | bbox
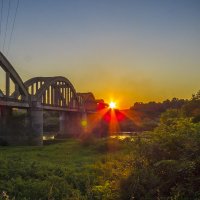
[182,90,200,122]
[121,110,200,199]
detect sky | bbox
[0,0,200,109]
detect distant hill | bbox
[130,98,186,117]
[119,98,187,132]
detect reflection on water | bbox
[43,135,55,140]
[42,132,143,141]
[110,135,131,140]
[110,132,143,140]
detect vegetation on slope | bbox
[121,110,200,199]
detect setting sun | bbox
[109,101,116,109]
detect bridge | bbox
[0,52,98,145]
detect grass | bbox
[0,138,134,200]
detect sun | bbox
[109,101,116,109]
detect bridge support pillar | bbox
[59,112,86,137]
[0,107,12,145]
[0,107,12,121]
[0,107,12,129]
[28,103,43,145]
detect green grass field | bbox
[0,138,133,200]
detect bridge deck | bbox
[42,105,80,112]
[0,97,84,112]
[0,97,29,108]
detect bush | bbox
[120,110,200,199]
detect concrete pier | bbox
[0,107,12,134]
[0,107,12,121]
[28,102,43,145]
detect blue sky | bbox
[0,0,200,108]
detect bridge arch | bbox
[77,92,97,112]
[0,52,28,100]
[24,76,81,109]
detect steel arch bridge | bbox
[0,51,90,111]
[0,51,98,145]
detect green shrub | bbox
[120,110,200,199]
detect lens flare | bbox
[109,101,116,109]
